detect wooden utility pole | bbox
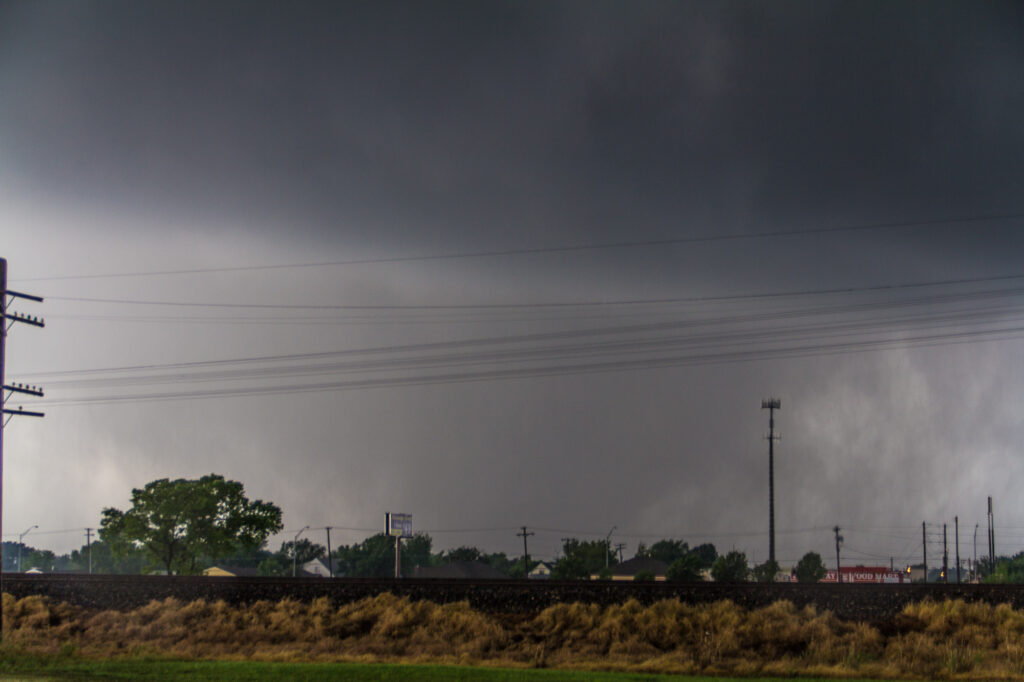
[922,522,928,583]
[942,523,948,582]
[988,497,995,570]
[85,528,93,574]
[0,258,45,640]
[833,526,843,583]
[325,527,333,578]
[517,526,534,576]
[955,516,960,584]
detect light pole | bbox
[605,526,616,569]
[833,526,843,583]
[761,399,781,564]
[974,523,979,581]
[292,525,309,577]
[17,525,37,572]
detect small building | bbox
[302,557,342,577]
[414,560,509,579]
[591,557,669,581]
[904,564,926,583]
[528,561,552,579]
[820,566,904,584]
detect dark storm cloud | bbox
[3,1,1024,563]
[3,1,1021,259]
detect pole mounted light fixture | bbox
[292,525,310,577]
[17,524,37,572]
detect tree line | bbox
[7,474,1021,583]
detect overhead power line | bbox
[35,321,1024,406]
[13,211,1024,282]
[20,286,1024,383]
[37,272,1024,310]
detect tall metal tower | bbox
[762,398,780,563]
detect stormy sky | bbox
[2,0,1023,570]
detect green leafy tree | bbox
[691,543,718,568]
[336,532,433,577]
[258,555,288,576]
[403,533,433,571]
[279,538,326,565]
[551,538,616,579]
[336,534,394,577]
[506,555,541,579]
[443,546,483,563]
[646,539,690,565]
[23,549,56,572]
[633,569,656,582]
[3,542,38,572]
[666,553,705,582]
[752,558,781,583]
[99,474,283,575]
[794,551,828,583]
[69,539,146,574]
[550,555,588,580]
[984,553,1024,584]
[711,550,749,582]
[482,552,517,575]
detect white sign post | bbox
[386,513,412,578]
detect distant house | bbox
[202,565,261,577]
[528,561,552,580]
[302,557,342,577]
[591,557,669,581]
[414,560,509,579]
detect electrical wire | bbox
[21,284,1024,381]
[14,211,1024,283]
[34,323,1024,406]
[37,272,1024,310]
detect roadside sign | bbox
[385,512,413,538]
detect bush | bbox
[794,552,827,583]
[666,554,704,582]
[711,551,749,582]
[751,559,781,583]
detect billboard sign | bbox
[821,568,903,583]
[386,512,413,538]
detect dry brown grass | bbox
[7,592,1024,678]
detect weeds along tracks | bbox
[7,574,1024,620]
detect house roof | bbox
[203,565,261,577]
[302,557,342,573]
[414,561,509,579]
[610,557,669,576]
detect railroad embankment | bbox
[4,573,1024,619]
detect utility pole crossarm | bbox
[4,384,44,398]
[5,290,44,303]
[3,312,45,329]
